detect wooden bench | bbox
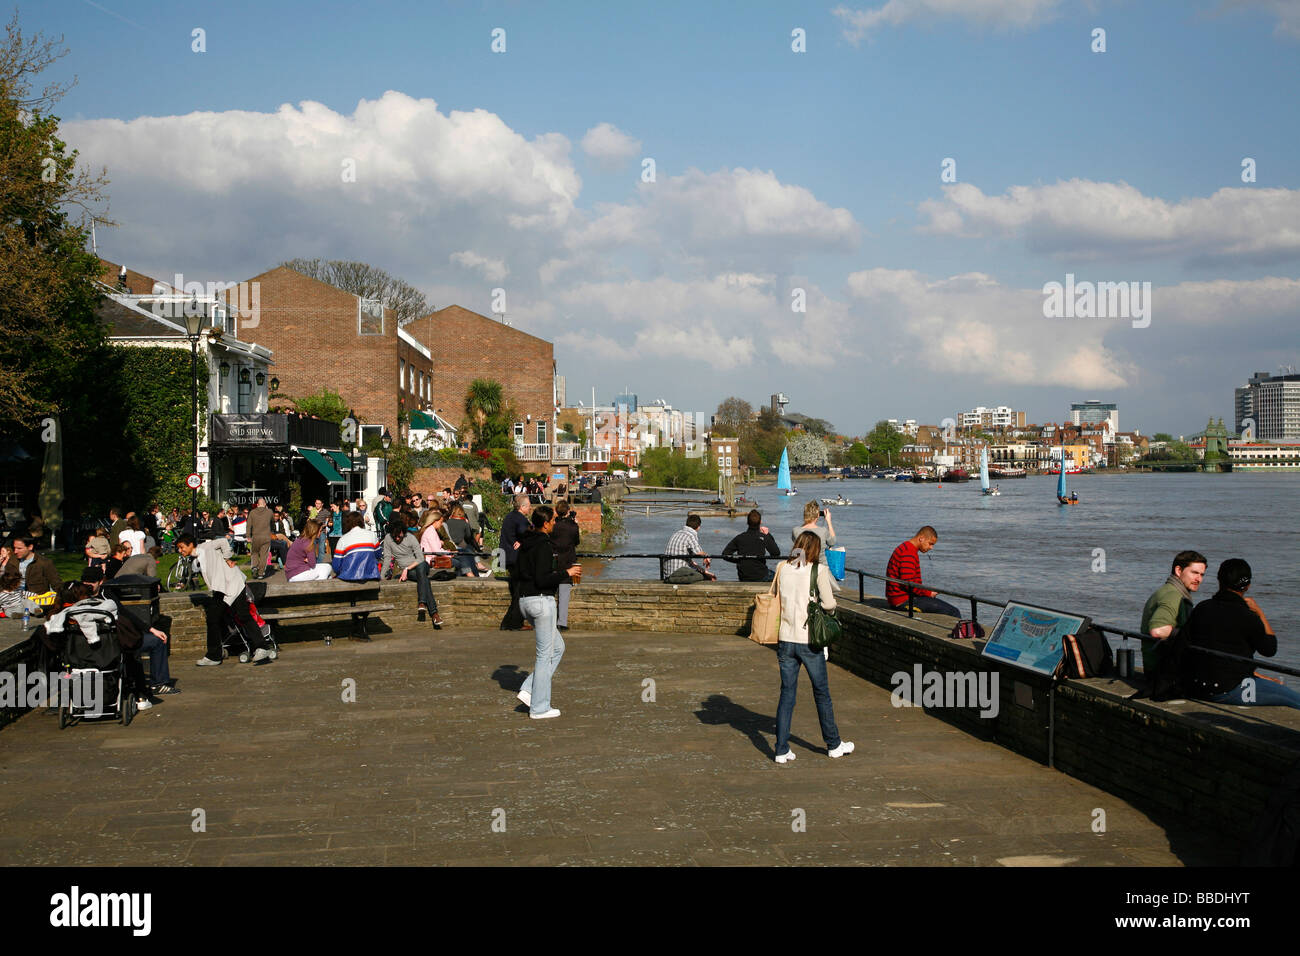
[246,579,396,642]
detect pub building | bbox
[208,412,352,509]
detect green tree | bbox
[639,448,717,489]
[864,420,904,466]
[847,441,871,466]
[1152,432,1174,444]
[714,396,754,434]
[0,14,110,435]
[463,378,516,451]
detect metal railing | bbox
[560,553,1299,683]
[513,442,550,460]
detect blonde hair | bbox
[802,501,820,524]
[418,508,443,535]
[301,518,323,542]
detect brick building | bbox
[414,305,556,464]
[233,266,433,447]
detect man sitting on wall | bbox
[662,514,715,584]
[721,509,781,582]
[885,526,960,617]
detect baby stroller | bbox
[50,605,135,728]
[221,587,279,663]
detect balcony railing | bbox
[514,442,550,461]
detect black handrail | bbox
[560,552,1299,682]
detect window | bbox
[237,373,251,414]
[514,422,524,440]
[359,298,384,335]
[536,421,547,445]
[399,359,405,389]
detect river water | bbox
[586,473,1300,672]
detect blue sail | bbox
[777,448,792,490]
[1056,447,1068,499]
[980,448,990,492]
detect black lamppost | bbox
[381,428,392,490]
[182,299,206,523]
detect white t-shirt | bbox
[120,529,146,556]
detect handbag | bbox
[749,565,783,645]
[806,564,841,652]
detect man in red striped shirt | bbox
[886,526,960,617]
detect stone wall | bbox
[409,466,491,496]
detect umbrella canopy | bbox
[38,416,64,536]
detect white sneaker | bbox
[195,656,222,667]
[828,741,855,758]
[135,698,153,711]
[774,750,796,764]
[251,648,273,663]
[529,708,561,719]
[517,689,531,706]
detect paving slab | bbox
[0,627,1237,865]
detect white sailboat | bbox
[980,448,999,496]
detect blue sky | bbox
[29,0,1300,436]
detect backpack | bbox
[1056,626,1114,679]
[949,619,985,641]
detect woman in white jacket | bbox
[773,531,854,764]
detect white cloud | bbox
[450,250,509,282]
[1220,0,1300,39]
[834,0,1060,43]
[580,122,642,168]
[845,267,1136,389]
[917,180,1300,265]
[567,167,859,258]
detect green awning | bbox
[297,447,345,483]
[327,451,352,473]
[410,410,437,429]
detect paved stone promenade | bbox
[0,627,1235,866]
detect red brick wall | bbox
[414,305,554,439]
[230,266,435,442]
[410,466,491,495]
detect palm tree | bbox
[463,379,504,451]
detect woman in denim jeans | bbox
[513,505,582,719]
[773,532,854,763]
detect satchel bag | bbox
[806,565,842,652]
[749,565,783,645]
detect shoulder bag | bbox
[748,564,783,645]
[807,564,841,652]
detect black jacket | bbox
[722,528,780,582]
[1184,589,1276,697]
[549,515,580,569]
[516,529,567,597]
[501,510,531,568]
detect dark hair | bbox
[387,518,405,541]
[0,568,19,591]
[11,534,34,548]
[531,505,555,529]
[747,509,762,530]
[59,581,92,606]
[790,530,822,566]
[80,566,105,584]
[176,533,196,547]
[1171,550,1208,575]
[916,525,938,541]
[554,499,570,517]
[685,514,702,529]
[1217,558,1252,591]
[342,511,364,532]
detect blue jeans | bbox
[1209,677,1300,710]
[519,595,564,714]
[775,640,842,756]
[140,630,171,687]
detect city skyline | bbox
[30,0,1300,436]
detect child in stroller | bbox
[41,582,153,726]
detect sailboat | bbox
[1056,447,1076,504]
[980,448,999,496]
[777,448,798,496]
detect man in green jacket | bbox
[1139,550,1207,677]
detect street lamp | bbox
[381,428,392,491]
[181,304,206,524]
